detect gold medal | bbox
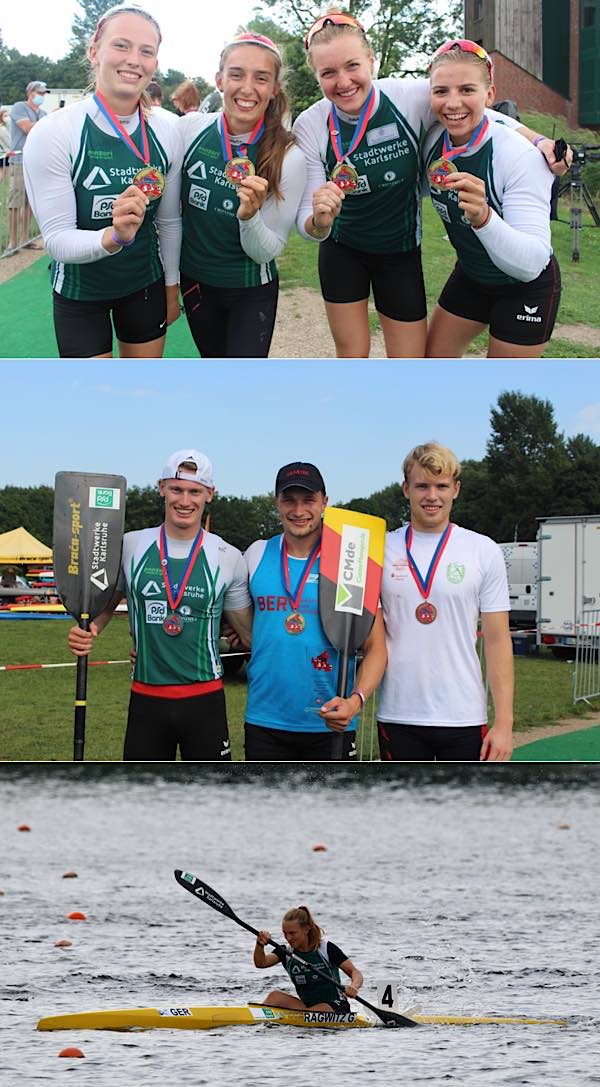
[415,602,437,625]
[224,157,255,186]
[285,612,305,635]
[330,161,359,192]
[132,166,165,200]
[163,612,184,636]
[427,157,458,192]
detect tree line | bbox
[2,392,599,557]
[1,0,461,116]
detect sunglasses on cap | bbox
[93,4,162,43]
[429,39,492,77]
[304,12,366,51]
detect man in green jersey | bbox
[68,450,253,760]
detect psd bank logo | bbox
[145,599,167,623]
[91,193,117,220]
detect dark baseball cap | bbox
[275,462,326,495]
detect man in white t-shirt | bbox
[378,442,513,761]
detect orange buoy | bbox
[54,939,73,948]
[58,1047,85,1058]
[312,844,327,852]
[67,911,87,921]
[62,871,78,879]
[558,822,570,829]
[18,824,31,832]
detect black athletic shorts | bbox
[53,276,167,357]
[244,723,356,762]
[181,273,278,358]
[318,237,427,321]
[437,256,561,346]
[123,688,231,761]
[377,722,487,762]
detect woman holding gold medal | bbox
[23,4,182,359]
[425,40,561,359]
[293,10,566,359]
[178,32,306,358]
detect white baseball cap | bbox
[160,449,214,488]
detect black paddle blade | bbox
[53,472,127,622]
[174,871,239,922]
[376,1008,419,1028]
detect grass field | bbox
[0,618,594,761]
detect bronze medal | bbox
[224,157,255,186]
[163,612,184,636]
[133,166,165,200]
[331,161,359,192]
[285,612,305,635]
[415,601,437,625]
[427,157,458,192]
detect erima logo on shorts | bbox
[516,304,542,323]
[145,600,167,622]
[83,166,111,190]
[91,194,117,219]
[189,184,209,211]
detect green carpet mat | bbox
[0,257,197,358]
[512,725,600,761]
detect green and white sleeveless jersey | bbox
[179,112,305,288]
[23,98,182,300]
[121,526,250,687]
[424,122,553,285]
[277,940,347,1007]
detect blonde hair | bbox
[87,7,161,113]
[429,43,492,88]
[219,35,295,201]
[282,905,323,951]
[306,7,371,72]
[403,442,462,483]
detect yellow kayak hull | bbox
[36,1003,567,1032]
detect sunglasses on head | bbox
[429,39,492,77]
[304,12,366,51]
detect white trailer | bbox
[499,541,538,628]
[537,515,600,657]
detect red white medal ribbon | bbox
[159,525,204,612]
[405,523,454,600]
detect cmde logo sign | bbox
[91,194,117,220]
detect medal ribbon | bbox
[328,84,375,166]
[159,525,204,612]
[93,91,150,165]
[405,523,454,600]
[280,538,321,611]
[219,113,265,163]
[442,115,488,161]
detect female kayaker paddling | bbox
[254,905,363,1012]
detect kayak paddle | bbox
[174,870,417,1028]
[53,471,127,761]
[319,507,386,760]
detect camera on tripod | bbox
[555,142,600,261]
[570,144,600,167]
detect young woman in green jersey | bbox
[178,32,306,358]
[254,906,363,1012]
[23,4,181,359]
[293,9,568,360]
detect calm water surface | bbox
[0,766,598,1086]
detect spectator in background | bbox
[7,80,49,252]
[172,79,200,114]
[147,80,164,106]
[0,109,11,182]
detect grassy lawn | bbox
[0,619,594,761]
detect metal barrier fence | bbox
[573,609,600,705]
[0,161,42,256]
